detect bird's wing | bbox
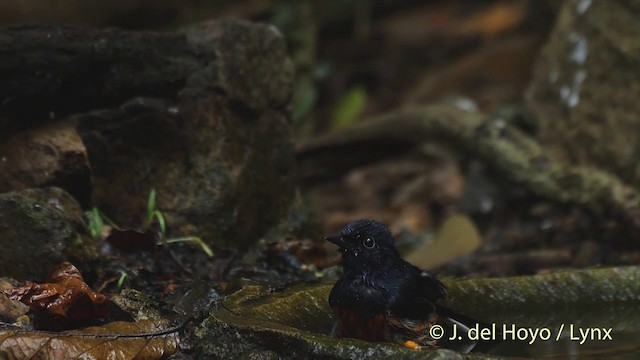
[417,270,447,301]
[385,311,440,347]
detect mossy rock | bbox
[0,187,98,280]
[194,267,640,359]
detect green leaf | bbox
[331,85,367,129]
[163,236,213,257]
[116,272,128,290]
[85,207,103,240]
[146,188,157,227]
[152,210,166,238]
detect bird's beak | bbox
[325,235,350,249]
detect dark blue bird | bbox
[326,219,480,350]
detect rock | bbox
[0,293,29,323]
[195,285,465,360]
[0,19,297,249]
[0,121,91,206]
[526,0,640,187]
[194,267,640,359]
[183,19,293,112]
[0,25,201,137]
[0,187,98,280]
[74,19,296,249]
[110,289,162,321]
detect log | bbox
[296,105,640,233]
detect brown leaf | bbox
[405,214,482,269]
[0,320,179,360]
[456,1,527,40]
[106,229,159,252]
[2,262,109,322]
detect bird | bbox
[326,219,482,351]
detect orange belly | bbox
[333,306,387,342]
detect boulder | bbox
[0,121,91,206]
[526,0,640,187]
[0,187,98,280]
[0,19,297,249]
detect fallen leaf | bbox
[105,229,159,252]
[2,262,109,323]
[0,319,179,360]
[456,1,527,40]
[405,214,482,269]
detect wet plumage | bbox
[326,219,474,348]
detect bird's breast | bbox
[329,272,389,313]
[332,306,388,342]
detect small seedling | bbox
[85,208,103,241]
[145,188,166,236]
[85,188,213,257]
[116,272,128,290]
[164,236,214,257]
[85,208,119,240]
[146,188,212,257]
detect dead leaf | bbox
[405,214,482,269]
[456,1,527,40]
[2,262,109,323]
[106,229,159,252]
[0,319,179,360]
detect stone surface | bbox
[0,19,297,250]
[195,285,466,360]
[0,24,201,137]
[0,121,91,206]
[526,0,640,187]
[0,293,29,323]
[0,187,98,280]
[110,289,162,321]
[75,19,296,249]
[194,267,640,359]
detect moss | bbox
[194,266,640,359]
[0,187,98,280]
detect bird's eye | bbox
[363,237,375,248]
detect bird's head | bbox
[325,219,399,270]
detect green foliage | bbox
[145,188,211,257]
[116,272,128,290]
[146,188,166,236]
[331,85,367,129]
[85,208,103,241]
[164,236,214,257]
[85,208,119,240]
[85,187,212,257]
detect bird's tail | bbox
[435,304,500,353]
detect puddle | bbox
[204,267,640,359]
[470,304,640,359]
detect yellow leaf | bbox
[405,214,481,269]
